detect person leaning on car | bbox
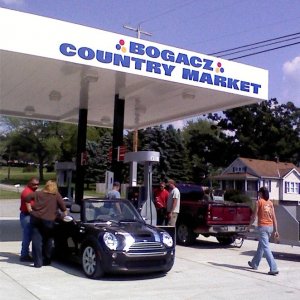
[166,179,181,226]
[25,180,67,268]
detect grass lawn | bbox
[0,166,56,185]
[0,166,104,199]
[0,189,103,199]
[0,189,20,199]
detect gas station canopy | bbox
[0,8,268,129]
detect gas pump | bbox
[124,151,159,225]
[55,161,76,207]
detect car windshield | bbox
[84,199,144,223]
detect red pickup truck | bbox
[175,184,252,246]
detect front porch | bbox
[212,173,259,201]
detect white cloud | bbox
[162,119,187,130]
[170,120,186,129]
[282,56,300,108]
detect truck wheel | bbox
[216,236,235,245]
[177,223,197,246]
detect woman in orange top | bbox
[248,187,279,275]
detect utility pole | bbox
[123,24,152,39]
[123,24,152,151]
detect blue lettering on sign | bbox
[182,68,261,94]
[131,57,146,70]
[60,43,76,56]
[161,49,175,62]
[200,72,213,85]
[96,50,112,63]
[78,47,95,60]
[113,54,130,68]
[129,41,206,69]
[59,42,262,95]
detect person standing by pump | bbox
[25,180,67,268]
[248,186,279,275]
[106,181,121,199]
[166,179,180,226]
[19,177,39,262]
[154,182,169,225]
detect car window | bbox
[84,199,143,222]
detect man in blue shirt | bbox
[106,182,121,199]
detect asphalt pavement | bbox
[0,199,300,300]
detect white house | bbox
[213,157,300,203]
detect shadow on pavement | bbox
[207,261,267,275]
[53,258,167,281]
[0,251,23,265]
[186,237,243,250]
[0,219,21,241]
[0,250,167,281]
[241,250,300,262]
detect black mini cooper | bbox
[54,198,175,279]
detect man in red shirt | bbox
[154,182,169,225]
[19,177,39,261]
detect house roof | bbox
[213,172,259,180]
[212,157,299,180]
[237,157,297,178]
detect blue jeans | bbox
[251,226,278,272]
[20,212,32,257]
[30,215,54,267]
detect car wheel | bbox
[82,244,104,279]
[176,222,197,246]
[216,236,235,245]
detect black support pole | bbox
[75,78,89,207]
[111,94,125,183]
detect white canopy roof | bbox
[0,8,268,129]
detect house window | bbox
[285,182,300,194]
[233,166,245,173]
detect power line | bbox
[205,31,300,61]
[138,0,198,25]
[217,35,300,58]
[229,41,300,60]
[209,32,300,56]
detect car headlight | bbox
[162,232,173,247]
[103,232,118,250]
[123,234,135,251]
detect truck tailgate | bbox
[207,203,252,225]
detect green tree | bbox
[85,131,113,187]
[2,118,62,180]
[163,125,189,182]
[207,99,300,165]
[182,118,231,183]
[124,126,189,184]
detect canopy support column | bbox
[111,94,125,183]
[75,71,98,209]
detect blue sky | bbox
[1,0,300,127]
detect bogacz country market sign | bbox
[0,8,268,101]
[60,40,262,96]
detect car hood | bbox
[92,221,161,242]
